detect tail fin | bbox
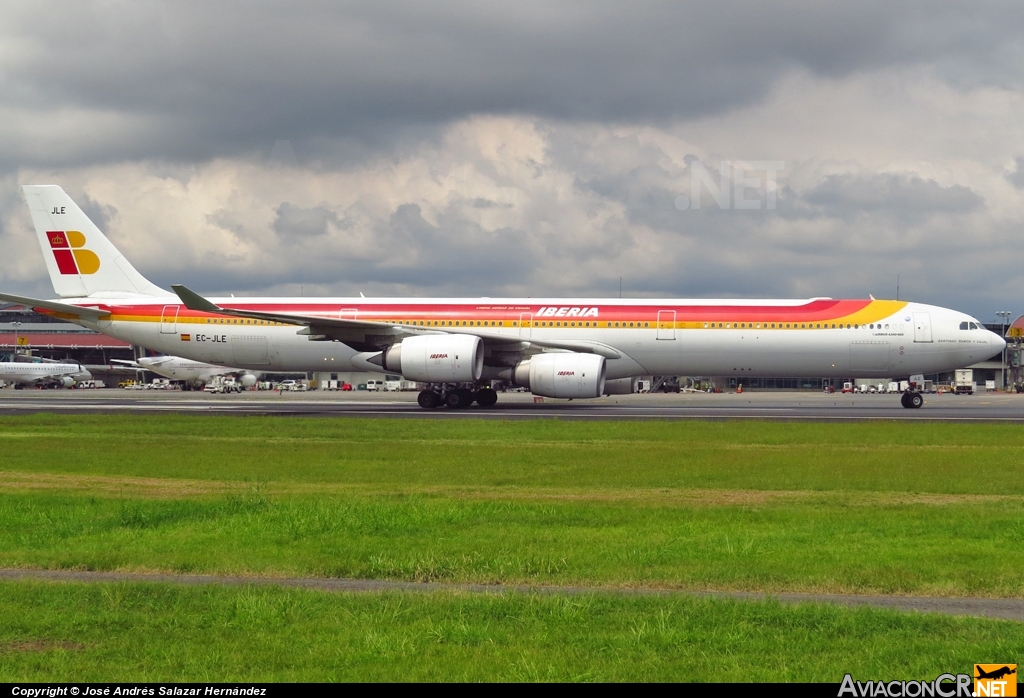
[22,185,167,298]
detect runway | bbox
[2,388,1024,420]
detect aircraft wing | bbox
[112,357,177,368]
[171,285,620,358]
[0,292,111,322]
[94,362,145,374]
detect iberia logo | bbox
[47,230,100,275]
[975,665,1017,697]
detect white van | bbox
[365,379,381,391]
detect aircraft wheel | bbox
[900,392,911,408]
[445,388,474,409]
[909,392,924,409]
[474,387,498,407]
[417,390,441,409]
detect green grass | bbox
[0,415,1023,595]
[3,414,1024,680]
[1,580,1021,682]
[1,491,1023,595]
[2,414,1024,493]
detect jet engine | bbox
[513,353,606,399]
[239,374,258,388]
[381,334,484,383]
[59,376,75,388]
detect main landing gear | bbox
[900,391,924,409]
[417,385,498,409]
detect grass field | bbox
[1,414,1022,680]
[2,581,1022,682]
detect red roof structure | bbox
[0,332,130,349]
[1008,316,1024,338]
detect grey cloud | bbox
[3,2,1024,167]
[370,203,536,288]
[77,192,117,234]
[141,200,540,297]
[802,173,984,223]
[273,202,341,238]
[1006,157,1024,188]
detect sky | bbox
[2,1,1023,321]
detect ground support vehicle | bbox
[955,369,974,395]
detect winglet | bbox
[171,284,222,313]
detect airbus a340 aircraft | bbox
[0,185,1004,408]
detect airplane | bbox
[112,356,260,389]
[0,185,1006,409]
[975,666,1016,681]
[0,356,91,389]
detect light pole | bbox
[11,321,20,360]
[996,311,1012,389]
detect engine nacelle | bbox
[59,376,75,388]
[603,377,637,395]
[513,353,606,399]
[239,374,257,388]
[382,334,484,383]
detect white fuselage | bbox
[57,296,1003,381]
[136,356,252,383]
[0,361,91,386]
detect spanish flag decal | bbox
[180,334,191,341]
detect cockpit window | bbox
[970,322,979,330]
[960,322,968,330]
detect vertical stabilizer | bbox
[22,185,167,298]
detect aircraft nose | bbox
[990,331,1007,352]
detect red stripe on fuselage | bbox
[94,299,874,323]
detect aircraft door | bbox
[159,305,178,334]
[657,310,676,340]
[520,313,532,339]
[913,312,933,343]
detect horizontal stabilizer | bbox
[0,291,110,322]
